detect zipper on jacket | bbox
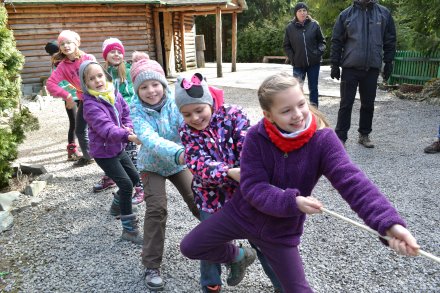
[302,31,309,66]
[284,152,288,158]
[363,7,369,70]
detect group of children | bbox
[46,29,420,293]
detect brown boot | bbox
[358,134,374,148]
[424,140,440,153]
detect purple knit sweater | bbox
[225,119,406,246]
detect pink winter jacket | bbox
[46,54,96,100]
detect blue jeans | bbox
[199,211,222,287]
[199,211,282,291]
[437,125,440,139]
[293,64,320,107]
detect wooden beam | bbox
[163,12,176,77]
[180,12,187,71]
[153,9,163,66]
[231,12,237,72]
[183,10,243,16]
[216,6,222,77]
[156,4,228,13]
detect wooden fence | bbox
[389,51,440,85]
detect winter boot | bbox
[226,247,257,286]
[109,192,138,219]
[66,143,81,161]
[120,214,143,245]
[358,134,375,148]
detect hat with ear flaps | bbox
[175,73,214,110]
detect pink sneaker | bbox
[132,186,145,205]
[93,176,116,193]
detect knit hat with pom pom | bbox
[102,37,125,60]
[130,51,167,93]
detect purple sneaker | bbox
[93,176,116,193]
[132,186,145,205]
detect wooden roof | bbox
[4,0,246,6]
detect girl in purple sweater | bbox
[180,72,419,292]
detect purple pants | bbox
[180,204,313,292]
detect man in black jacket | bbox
[330,0,396,148]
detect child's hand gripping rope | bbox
[319,207,440,264]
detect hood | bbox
[79,60,112,95]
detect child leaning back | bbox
[175,73,283,293]
[180,72,419,292]
[129,52,200,291]
[80,60,143,245]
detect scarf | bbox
[88,82,116,105]
[263,113,317,153]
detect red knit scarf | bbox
[263,114,317,153]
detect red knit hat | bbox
[102,38,125,60]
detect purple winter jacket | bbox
[225,119,406,247]
[82,91,133,158]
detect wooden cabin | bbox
[4,0,247,94]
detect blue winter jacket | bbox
[130,92,186,177]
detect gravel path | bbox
[1,87,439,293]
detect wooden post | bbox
[216,6,222,77]
[163,12,176,77]
[153,9,163,67]
[180,12,187,71]
[231,12,237,72]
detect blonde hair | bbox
[258,72,329,129]
[51,48,84,67]
[103,61,127,83]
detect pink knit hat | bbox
[130,51,167,93]
[102,37,125,60]
[57,30,80,46]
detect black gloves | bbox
[330,65,340,80]
[383,62,393,81]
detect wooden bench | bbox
[262,56,289,64]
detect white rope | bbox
[320,207,440,264]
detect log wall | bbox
[6,4,156,87]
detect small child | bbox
[44,41,82,161]
[46,30,95,167]
[175,73,282,293]
[180,72,419,292]
[92,37,144,205]
[129,52,200,291]
[79,60,142,244]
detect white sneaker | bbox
[144,268,164,291]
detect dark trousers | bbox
[76,101,91,159]
[180,205,312,293]
[65,100,79,144]
[293,64,320,106]
[95,151,140,215]
[335,68,380,142]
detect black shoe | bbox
[73,157,95,167]
[424,140,440,153]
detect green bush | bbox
[237,15,291,62]
[0,5,39,188]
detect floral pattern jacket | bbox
[179,104,250,213]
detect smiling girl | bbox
[129,52,200,291]
[80,60,142,244]
[180,72,419,292]
[46,30,96,167]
